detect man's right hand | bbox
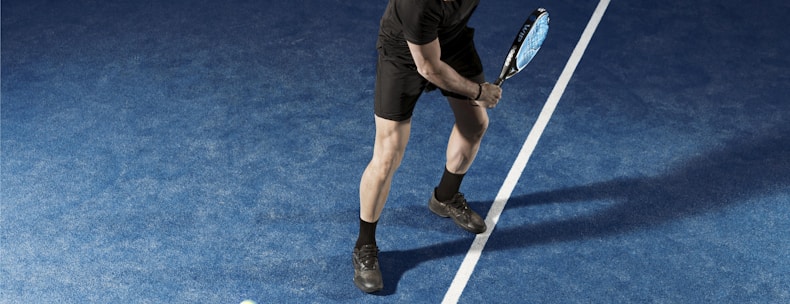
[476,82,503,109]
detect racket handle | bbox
[493,78,504,87]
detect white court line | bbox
[442,1,611,303]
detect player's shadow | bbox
[379,124,789,294]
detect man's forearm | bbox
[408,39,481,100]
[418,61,480,99]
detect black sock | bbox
[355,218,378,249]
[435,167,465,201]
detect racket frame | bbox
[494,8,549,86]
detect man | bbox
[353,0,502,293]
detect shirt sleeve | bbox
[399,0,441,45]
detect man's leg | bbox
[428,97,489,234]
[354,115,411,293]
[445,97,489,177]
[360,115,412,223]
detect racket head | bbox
[495,8,550,85]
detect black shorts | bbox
[374,29,484,121]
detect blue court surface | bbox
[2,0,789,303]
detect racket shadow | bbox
[505,124,790,239]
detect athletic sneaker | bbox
[429,190,487,234]
[352,244,383,293]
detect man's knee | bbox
[370,116,411,177]
[458,116,488,141]
[368,151,403,179]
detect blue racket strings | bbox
[516,13,550,70]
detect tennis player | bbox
[353,0,502,293]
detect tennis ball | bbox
[240,300,256,304]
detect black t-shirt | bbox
[377,0,479,63]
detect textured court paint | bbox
[2,0,788,302]
[442,1,611,303]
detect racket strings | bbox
[516,15,549,70]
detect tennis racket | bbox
[494,8,550,86]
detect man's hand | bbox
[475,83,502,109]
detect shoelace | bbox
[358,245,379,268]
[448,193,470,211]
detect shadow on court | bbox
[378,123,789,293]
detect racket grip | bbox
[493,78,504,87]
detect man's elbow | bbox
[416,63,442,81]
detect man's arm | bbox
[407,38,501,106]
